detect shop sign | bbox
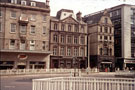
[18,54,28,60]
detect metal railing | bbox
[33,77,135,90]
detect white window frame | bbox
[11,0,17,4]
[20,25,26,34]
[30,40,35,50]
[31,2,36,7]
[10,23,16,33]
[53,47,57,55]
[42,41,46,50]
[10,11,16,19]
[67,48,71,56]
[21,0,26,5]
[30,14,36,21]
[30,25,36,34]
[60,47,64,56]
[43,15,46,22]
[9,39,15,49]
[43,26,46,35]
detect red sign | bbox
[18,54,28,60]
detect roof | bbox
[83,12,103,24]
[56,9,74,19]
[0,0,47,8]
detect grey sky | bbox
[35,0,135,16]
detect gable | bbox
[99,16,113,25]
[60,16,78,24]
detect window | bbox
[11,23,16,33]
[68,25,71,32]
[105,18,108,24]
[42,41,46,50]
[43,15,46,22]
[31,2,36,6]
[54,23,58,30]
[100,36,102,40]
[74,36,78,44]
[60,47,64,56]
[11,0,17,4]
[30,40,35,50]
[80,48,85,56]
[109,36,112,41]
[67,48,71,56]
[110,27,112,33]
[30,14,36,21]
[104,36,108,41]
[81,37,85,44]
[61,24,65,31]
[11,11,16,18]
[53,35,58,42]
[61,35,64,43]
[0,23,2,32]
[53,47,57,55]
[21,0,26,5]
[20,25,26,34]
[20,40,26,50]
[9,39,15,49]
[100,26,102,32]
[67,36,72,43]
[100,48,102,55]
[104,48,108,55]
[74,48,79,56]
[110,48,112,56]
[104,27,108,33]
[75,25,79,32]
[30,25,35,34]
[43,26,46,34]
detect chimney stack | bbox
[46,0,49,6]
[76,11,82,21]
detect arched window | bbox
[61,24,65,31]
[54,23,58,30]
[68,25,71,32]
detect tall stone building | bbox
[50,9,87,69]
[83,10,115,71]
[108,4,135,70]
[0,0,51,69]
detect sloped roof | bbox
[0,0,47,8]
[83,12,103,24]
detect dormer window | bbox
[31,2,36,7]
[21,0,26,5]
[11,0,17,4]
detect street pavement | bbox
[1,73,70,90]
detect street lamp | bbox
[73,56,76,77]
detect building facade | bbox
[50,9,87,69]
[108,4,135,70]
[83,10,115,71]
[0,0,51,69]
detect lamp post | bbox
[86,33,91,73]
[73,56,76,77]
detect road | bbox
[1,73,70,90]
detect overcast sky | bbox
[35,0,135,16]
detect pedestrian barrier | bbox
[33,77,135,90]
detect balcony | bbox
[19,16,29,24]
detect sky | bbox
[35,0,135,16]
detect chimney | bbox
[46,0,49,6]
[76,11,82,21]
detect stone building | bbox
[83,10,115,71]
[0,0,51,69]
[108,4,135,70]
[50,9,87,69]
